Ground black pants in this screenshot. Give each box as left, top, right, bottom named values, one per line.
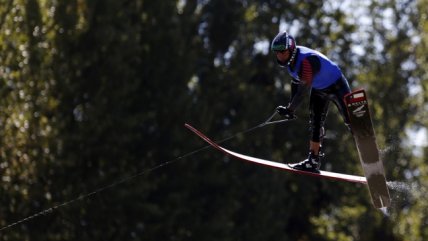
left=309, top=75, right=351, bottom=142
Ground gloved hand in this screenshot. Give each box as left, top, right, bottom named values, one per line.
left=276, top=105, right=295, bottom=120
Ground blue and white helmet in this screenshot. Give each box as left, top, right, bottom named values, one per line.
left=271, top=31, right=297, bottom=66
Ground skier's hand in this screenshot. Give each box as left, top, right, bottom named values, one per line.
left=276, top=105, right=295, bottom=120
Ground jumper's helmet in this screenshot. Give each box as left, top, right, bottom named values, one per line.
left=271, top=31, right=297, bottom=66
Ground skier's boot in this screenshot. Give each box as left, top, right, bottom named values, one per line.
left=288, top=151, right=322, bottom=173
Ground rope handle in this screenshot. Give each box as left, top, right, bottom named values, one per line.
left=260, top=109, right=297, bottom=127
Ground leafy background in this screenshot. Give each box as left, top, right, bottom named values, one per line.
left=0, top=0, right=427, bottom=240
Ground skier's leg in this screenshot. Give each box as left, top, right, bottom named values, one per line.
left=287, top=90, right=329, bottom=173
left=309, top=90, right=329, bottom=155
left=330, top=75, right=352, bottom=132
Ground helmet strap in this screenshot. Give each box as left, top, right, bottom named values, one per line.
left=287, top=47, right=297, bottom=66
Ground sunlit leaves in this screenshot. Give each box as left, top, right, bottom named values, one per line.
left=0, top=0, right=426, bottom=240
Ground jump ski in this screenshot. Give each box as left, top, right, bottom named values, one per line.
left=345, top=89, right=391, bottom=208
left=185, top=123, right=367, bottom=185
left=185, top=89, right=390, bottom=208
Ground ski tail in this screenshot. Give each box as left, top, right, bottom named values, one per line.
left=345, top=89, right=391, bottom=208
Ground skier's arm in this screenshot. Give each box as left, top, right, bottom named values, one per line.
left=287, top=56, right=320, bottom=111
left=288, top=80, right=309, bottom=111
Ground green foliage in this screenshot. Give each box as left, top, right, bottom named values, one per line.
left=0, top=0, right=426, bottom=240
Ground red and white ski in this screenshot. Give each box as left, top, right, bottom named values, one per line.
left=345, top=89, right=391, bottom=208
left=185, top=123, right=367, bottom=185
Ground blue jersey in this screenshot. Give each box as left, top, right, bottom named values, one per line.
left=287, top=46, right=342, bottom=89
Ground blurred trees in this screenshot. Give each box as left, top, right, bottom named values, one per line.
left=0, top=0, right=426, bottom=240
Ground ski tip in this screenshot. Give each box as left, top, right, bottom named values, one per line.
left=184, top=123, right=195, bottom=131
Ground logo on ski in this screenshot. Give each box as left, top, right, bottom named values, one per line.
left=352, top=105, right=366, bottom=117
